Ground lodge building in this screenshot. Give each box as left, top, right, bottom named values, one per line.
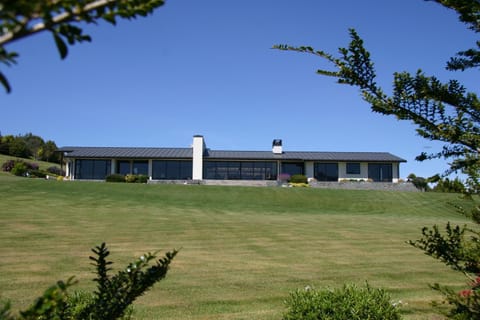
left=59, top=135, right=406, bottom=183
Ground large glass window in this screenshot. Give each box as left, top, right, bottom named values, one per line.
left=281, top=162, right=304, bottom=176
left=368, top=163, right=392, bottom=182
left=133, top=160, right=148, bottom=175
left=117, top=160, right=131, bottom=175
left=346, top=162, right=361, bottom=174
left=203, top=161, right=277, bottom=180
left=152, top=160, right=192, bottom=180
left=314, top=163, right=338, bottom=181
left=75, top=159, right=111, bottom=180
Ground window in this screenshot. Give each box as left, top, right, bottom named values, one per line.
left=314, top=163, right=338, bottom=181
left=133, top=160, right=148, bottom=175
left=368, top=163, right=392, bottom=182
left=117, top=160, right=131, bottom=175
left=75, top=159, right=111, bottom=180
left=203, top=161, right=277, bottom=180
left=152, top=160, right=192, bottom=180
left=346, top=163, right=361, bottom=174
left=281, top=162, right=304, bottom=176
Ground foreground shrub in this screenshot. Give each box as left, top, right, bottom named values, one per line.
left=106, top=174, right=126, bottom=183
left=0, top=243, right=178, bottom=320
left=283, top=283, right=401, bottom=320
left=66, top=291, right=133, bottom=320
left=289, top=174, right=308, bottom=184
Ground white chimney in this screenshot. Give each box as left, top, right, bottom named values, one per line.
left=192, top=135, right=206, bottom=180
left=272, top=139, right=282, bottom=154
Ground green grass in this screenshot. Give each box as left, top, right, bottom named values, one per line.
left=0, top=173, right=475, bottom=319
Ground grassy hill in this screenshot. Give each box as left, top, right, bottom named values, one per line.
left=0, top=174, right=475, bottom=319
left=0, top=153, right=62, bottom=172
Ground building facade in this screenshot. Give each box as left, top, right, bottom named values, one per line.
left=59, top=135, right=406, bottom=182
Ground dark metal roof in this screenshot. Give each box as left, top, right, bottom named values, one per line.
left=206, top=150, right=406, bottom=162
left=58, top=147, right=192, bottom=159
left=59, top=146, right=406, bottom=162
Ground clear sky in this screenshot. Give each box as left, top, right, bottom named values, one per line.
left=1, top=0, right=477, bottom=179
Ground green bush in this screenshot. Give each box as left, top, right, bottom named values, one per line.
left=106, top=174, right=126, bottom=183
left=29, top=169, right=47, bottom=178
left=283, top=283, right=402, bottom=320
left=125, top=174, right=137, bottom=183
left=137, top=174, right=149, bottom=183
left=289, top=174, right=308, bottom=184
left=11, top=162, right=27, bottom=176
left=66, top=291, right=133, bottom=320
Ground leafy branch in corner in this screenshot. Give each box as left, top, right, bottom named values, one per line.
left=0, top=0, right=166, bottom=93
left=274, top=27, right=480, bottom=181
left=0, top=242, right=178, bottom=320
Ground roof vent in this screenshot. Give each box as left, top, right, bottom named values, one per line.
left=272, top=139, right=282, bottom=154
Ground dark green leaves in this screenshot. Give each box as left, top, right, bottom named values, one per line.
left=0, top=0, right=166, bottom=93
left=0, top=242, right=177, bottom=319
left=53, top=33, right=68, bottom=59
left=79, top=243, right=178, bottom=320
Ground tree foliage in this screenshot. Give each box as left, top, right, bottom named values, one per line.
left=0, top=132, right=61, bottom=163
left=273, top=0, right=479, bottom=183
left=274, top=0, right=480, bottom=318
left=0, top=0, right=166, bottom=93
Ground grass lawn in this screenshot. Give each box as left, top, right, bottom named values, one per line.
left=0, top=173, right=475, bottom=319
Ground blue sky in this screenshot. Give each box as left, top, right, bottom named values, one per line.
left=1, top=0, right=477, bottom=179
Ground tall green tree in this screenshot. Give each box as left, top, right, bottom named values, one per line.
left=274, top=0, right=480, bottom=318
left=21, top=133, right=44, bottom=160
left=274, top=0, right=479, bottom=190
left=0, top=0, right=166, bottom=93
left=39, top=140, right=61, bottom=163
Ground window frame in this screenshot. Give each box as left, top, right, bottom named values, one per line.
left=346, top=162, right=361, bottom=175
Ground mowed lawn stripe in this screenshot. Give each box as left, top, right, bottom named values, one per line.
left=0, top=174, right=472, bottom=319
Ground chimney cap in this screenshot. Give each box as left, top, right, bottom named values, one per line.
left=272, top=139, right=282, bottom=146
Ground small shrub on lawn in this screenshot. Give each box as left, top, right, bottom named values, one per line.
left=28, top=170, right=47, bottom=178
left=290, top=174, right=308, bottom=184
left=47, top=166, right=65, bottom=176
left=2, top=159, right=16, bottom=172
left=125, top=174, right=137, bottom=183
left=283, top=283, right=402, bottom=320
left=137, top=175, right=149, bottom=183
left=106, top=174, right=126, bottom=183
left=290, top=182, right=309, bottom=188
left=278, top=173, right=291, bottom=183
left=2, top=160, right=40, bottom=177
left=11, top=162, right=27, bottom=176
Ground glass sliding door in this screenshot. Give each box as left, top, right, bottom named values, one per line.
left=281, top=162, right=304, bottom=176
left=368, top=163, right=392, bottom=182
left=314, top=163, right=338, bottom=181
left=75, top=159, right=111, bottom=180
left=152, top=160, right=192, bottom=180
